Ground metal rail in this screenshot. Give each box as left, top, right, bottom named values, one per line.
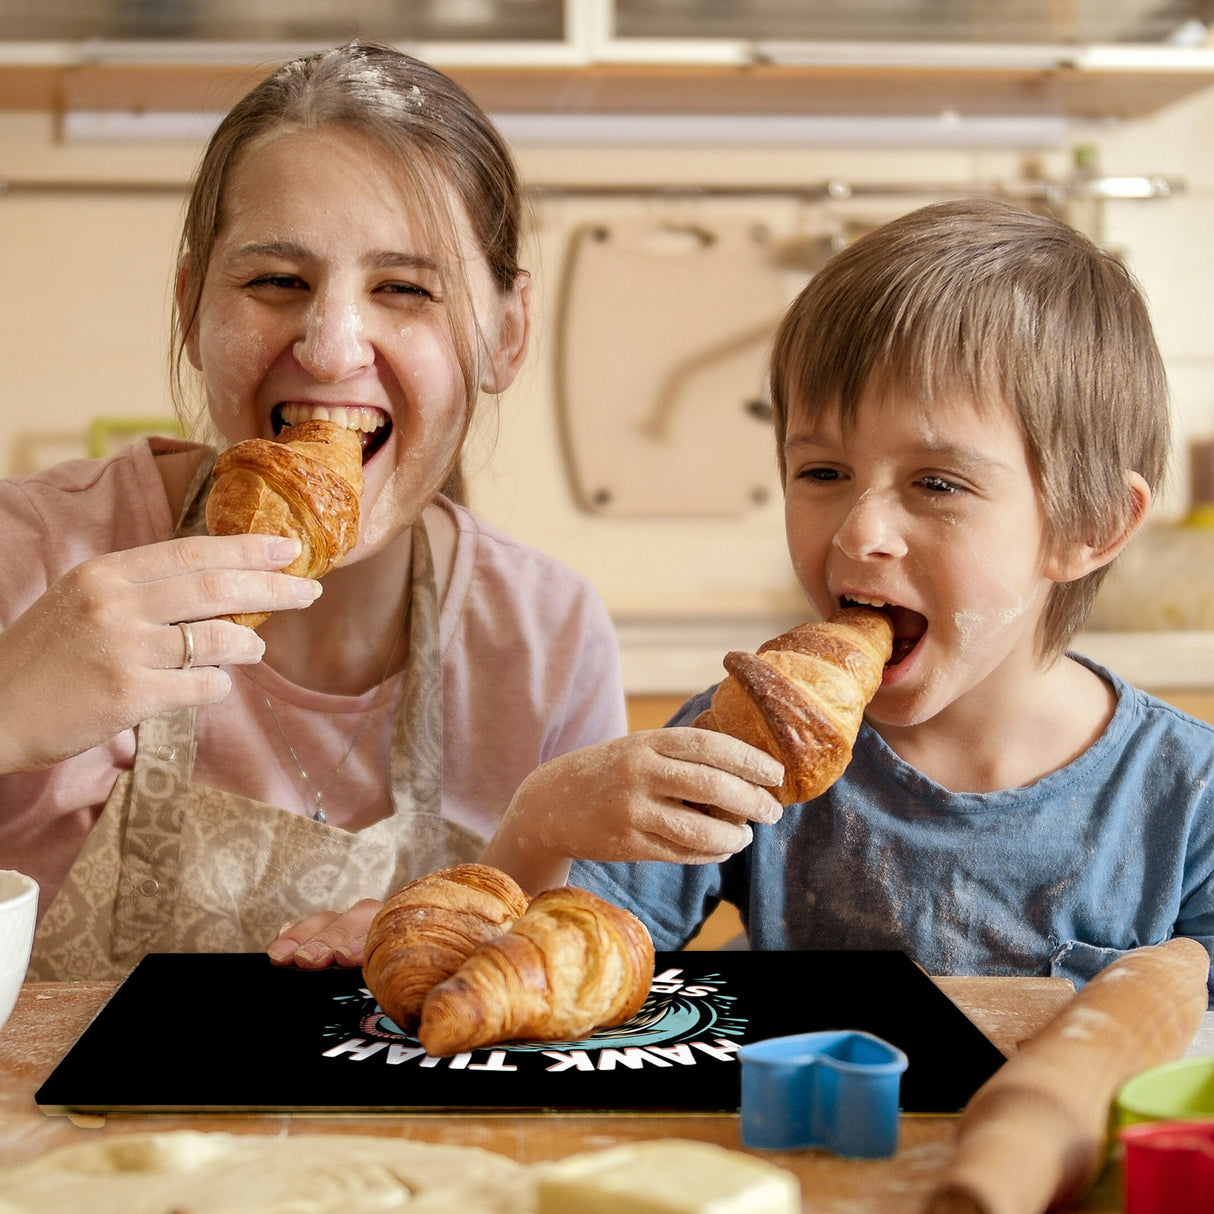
left=0, top=174, right=1180, bottom=200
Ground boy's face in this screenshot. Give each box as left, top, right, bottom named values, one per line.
left=783, top=383, right=1068, bottom=729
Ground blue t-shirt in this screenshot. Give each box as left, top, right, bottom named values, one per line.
left=574, top=656, right=1214, bottom=998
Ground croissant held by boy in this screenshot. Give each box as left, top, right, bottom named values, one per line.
left=693, top=605, right=893, bottom=804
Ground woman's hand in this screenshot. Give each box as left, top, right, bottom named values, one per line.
left=0, top=533, right=321, bottom=774
left=481, top=728, right=785, bottom=893
left=267, top=898, right=382, bottom=969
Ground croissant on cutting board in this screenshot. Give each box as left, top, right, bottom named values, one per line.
left=694, top=605, right=893, bottom=805
left=416, top=884, right=655, bottom=1057
left=205, top=418, right=364, bottom=628
left=363, top=864, right=530, bottom=1033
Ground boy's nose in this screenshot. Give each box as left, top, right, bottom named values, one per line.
left=292, top=295, right=374, bottom=380
left=833, top=490, right=908, bottom=560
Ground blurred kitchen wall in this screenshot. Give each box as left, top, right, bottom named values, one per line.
left=0, top=45, right=1210, bottom=686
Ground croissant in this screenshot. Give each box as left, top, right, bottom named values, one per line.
left=416, top=885, right=655, bottom=1057
left=205, top=419, right=364, bottom=627
left=694, top=605, right=893, bottom=805
left=363, top=864, right=529, bottom=1033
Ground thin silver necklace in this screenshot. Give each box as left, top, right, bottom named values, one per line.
left=259, top=603, right=409, bottom=825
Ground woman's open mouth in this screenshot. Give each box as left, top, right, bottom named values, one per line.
left=273, top=403, right=392, bottom=463
left=841, top=595, right=927, bottom=665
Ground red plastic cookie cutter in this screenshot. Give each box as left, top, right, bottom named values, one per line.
left=1119, top=1121, right=1214, bottom=1214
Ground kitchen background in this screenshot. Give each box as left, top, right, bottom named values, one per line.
left=4, top=0, right=1214, bottom=723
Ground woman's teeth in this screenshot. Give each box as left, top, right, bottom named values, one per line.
left=278, top=402, right=386, bottom=435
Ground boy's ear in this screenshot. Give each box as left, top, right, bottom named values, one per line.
left=1045, top=470, right=1152, bottom=583
left=480, top=272, right=531, bottom=394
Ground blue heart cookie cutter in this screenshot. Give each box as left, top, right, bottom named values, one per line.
left=738, top=1029, right=908, bottom=1158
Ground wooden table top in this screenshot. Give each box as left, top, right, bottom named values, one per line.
left=0, top=972, right=1130, bottom=1213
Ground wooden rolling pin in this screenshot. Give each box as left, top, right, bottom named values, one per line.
left=924, top=937, right=1211, bottom=1214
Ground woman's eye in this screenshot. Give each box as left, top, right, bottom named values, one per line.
left=918, top=474, right=963, bottom=494
left=247, top=273, right=305, bottom=290
left=380, top=280, right=437, bottom=301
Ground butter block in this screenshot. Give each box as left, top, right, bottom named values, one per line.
left=535, top=1139, right=800, bottom=1214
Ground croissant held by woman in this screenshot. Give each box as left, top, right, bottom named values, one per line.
left=206, top=419, right=365, bottom=628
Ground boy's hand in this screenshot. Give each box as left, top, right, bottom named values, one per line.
left=483, top=728, right=784, bottom=892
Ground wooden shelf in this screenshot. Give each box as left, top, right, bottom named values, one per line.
left=451, top=61, right=1214, bottom=122
left=0, top=58, right=1213, bottom=121
left=0, top=62, right=269, bottom=112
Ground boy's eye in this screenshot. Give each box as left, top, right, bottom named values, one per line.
left=797, top=466, right=842, bottom=483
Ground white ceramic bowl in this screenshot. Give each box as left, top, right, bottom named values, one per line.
left=0, top=870, right=38, bottom=1037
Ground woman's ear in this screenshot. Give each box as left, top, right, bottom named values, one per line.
left=176, top=260, right=203, bottom=371
left=479, top=272, right=531, bottom=394
left=1045, top=470, right=1152, bottom=583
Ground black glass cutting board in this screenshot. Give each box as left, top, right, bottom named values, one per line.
left=36, top=950, right=1005, bottom=1115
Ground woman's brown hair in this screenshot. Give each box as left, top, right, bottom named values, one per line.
left=171, top=40, right=526, bottom=502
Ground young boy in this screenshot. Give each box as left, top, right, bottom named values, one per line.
left=484, top=196, right=1214, bottom=996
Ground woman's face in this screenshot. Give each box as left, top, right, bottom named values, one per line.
left=184, top=124, right=526, bottom=558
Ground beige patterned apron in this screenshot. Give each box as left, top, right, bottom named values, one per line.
left=30, top=456, right=479, bottom=981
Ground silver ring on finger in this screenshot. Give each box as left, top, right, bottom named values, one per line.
left=178, top=621, right=196, bottom=671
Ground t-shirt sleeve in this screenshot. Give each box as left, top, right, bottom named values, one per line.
left=1177, top=830, right=1214, bottom=1006
left=572, top=857, right=725, bottom=951
left=1137, top=697, right=1214, bottom=1005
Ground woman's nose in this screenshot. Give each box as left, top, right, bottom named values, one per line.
left=292, top=294, right=373, bottom=380
left=833, top=489, right=908, bottom=560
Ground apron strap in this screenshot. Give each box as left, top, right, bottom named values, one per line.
left=110, top=708, right=196, bottom=955
left=390, top=519, right=442, bottom=812
left=176, top=448, right=217, bottom=536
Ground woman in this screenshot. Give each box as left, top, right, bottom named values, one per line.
left=2, top=41, right=625, bottom=980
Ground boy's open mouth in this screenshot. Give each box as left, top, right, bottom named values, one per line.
left=841, top=595, right=926, bottom=665
left=273, top=403, right=392, bottom=464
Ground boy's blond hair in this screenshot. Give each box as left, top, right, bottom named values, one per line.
left=770, top=195, right=1170, bottom=659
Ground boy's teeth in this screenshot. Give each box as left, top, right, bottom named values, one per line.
left=845, top=595, right=890, bottom=608
left=279, top=403, right=385, bottom=432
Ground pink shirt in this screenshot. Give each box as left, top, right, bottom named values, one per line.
left=0, top=439, right=626, bottom=913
